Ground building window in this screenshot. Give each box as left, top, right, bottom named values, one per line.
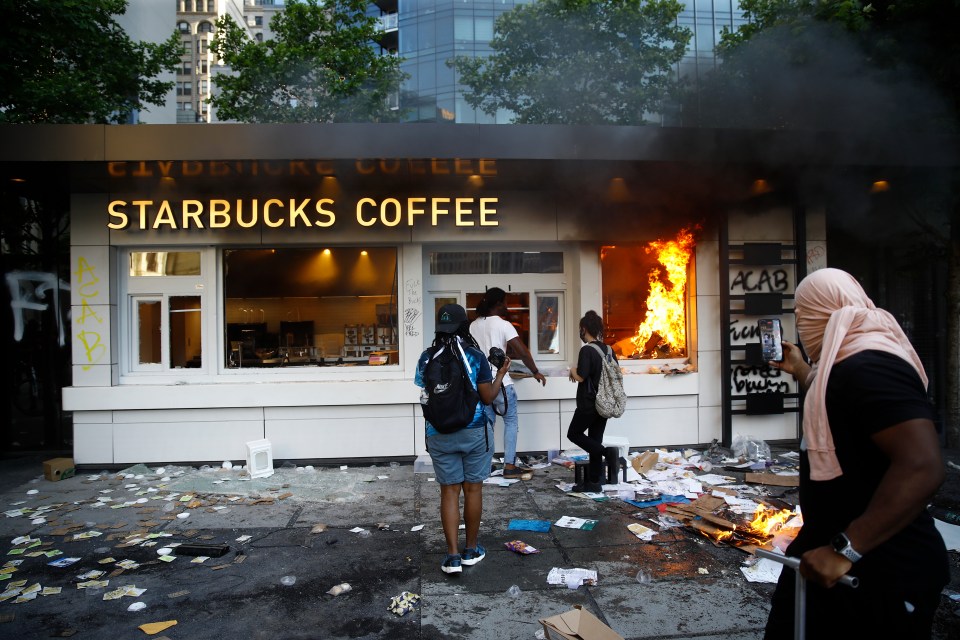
left=223, top=248, right=399, bottom=368
left=600, top=228, right=696, bottom=360
left=126, top=252, right=205, bottom=373
left=198, top=21, right=214, bottom=33
left=197, top=39, right=208, bottom=54
left=177, top=21, right=190, bottom=33
left=177, top=81, right=193, bottom=96
left=199, top=60, right=208, bottom=74
left=255, top=15, right=263, bottom=26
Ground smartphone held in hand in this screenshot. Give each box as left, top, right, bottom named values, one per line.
left=759, top=318, right=783, bottom=362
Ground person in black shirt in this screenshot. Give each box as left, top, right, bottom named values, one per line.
left=566, top=310, right=614, bottom=493
left=765, top=268, right=948, bottom=638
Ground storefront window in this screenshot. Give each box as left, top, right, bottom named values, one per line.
left=130, top=251, right=201, bottom=276
left=600, top=229, right=696, bottom=360
left=136, top=300, right=162, bottom=366
left=223, top=248, right=399, bottom=368
left=170, top=296, right=202, bottom=368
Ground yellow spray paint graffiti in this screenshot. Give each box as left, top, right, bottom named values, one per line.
left=73, top=256, right=105, bottom=370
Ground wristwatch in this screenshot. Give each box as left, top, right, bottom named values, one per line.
left=830, top=532, right=862, bottom=563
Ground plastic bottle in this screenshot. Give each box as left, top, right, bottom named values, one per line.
left=280, top=575, right=297, bottom=586
left=635, top=569, right=653, bottom=584
left=506, top=585, right=522, bottom=598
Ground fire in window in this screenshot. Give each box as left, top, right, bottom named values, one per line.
left=602, top=226, right=698, bottom=359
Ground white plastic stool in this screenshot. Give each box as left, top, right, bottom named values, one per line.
left=246, top=439, right=274, bottom=479
left=602, top=436, right=630, bottom=461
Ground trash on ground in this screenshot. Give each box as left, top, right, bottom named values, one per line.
left=539, top=604, right=624, bottom=640
left=626, top=523, right=656, bottom=541
left=280, top=575, right=296, bottom=586
left=127, top=601, right=146, bottom=611
left=327, top=582, right=352, bottom=596
left=507, top=519, right=551, bottom=532
left=410, top=524, right=424, bottom=532
left=506, top=585, right=521, bottom=598
left=554, top=516, right=598, bottom=530
left=504, top=540, right=539, bottom=554
left=311, top=524, right=328, bottom=533
left=138, top=620, right=177, bottom=635
left=547, top=568, right=597, bottom=588
left=387, top=591, right=420, bottom=616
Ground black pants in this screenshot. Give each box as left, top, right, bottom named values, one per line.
left=566, top=406, right=607, bottom=483
left=764, top=562, right=943, bottom=639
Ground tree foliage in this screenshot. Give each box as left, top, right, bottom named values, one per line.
left=453, top=0, right=690, bottom=125
left=211, top=0, right=404, bottom=123
left=0, top=0, right=181, bottom=124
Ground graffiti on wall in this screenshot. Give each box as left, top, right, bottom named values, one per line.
left=403, top=278, right=421, bottom=337
left=6, top=270, right=71, bottom=346
left=73, top=257, right=106, bottom=370
left=728, top=268, right=793, bottom=396
left=729, top=269, right=790, bottom=293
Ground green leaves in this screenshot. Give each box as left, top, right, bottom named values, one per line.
left=453, top=0, right=690, bottom=125
left=0, top=0, right=180, bottom=124
left=210, top=0, right=405, bottom=123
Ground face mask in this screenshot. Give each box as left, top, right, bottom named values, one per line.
left=579, top=327, right=587, bottom=343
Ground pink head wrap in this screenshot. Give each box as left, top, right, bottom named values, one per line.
left=795, top=268, right=928, bottom=481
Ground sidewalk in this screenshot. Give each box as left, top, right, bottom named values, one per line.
left=1, top=449, right=958, bottom=640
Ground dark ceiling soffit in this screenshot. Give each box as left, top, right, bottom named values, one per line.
left=0, top=124, right=956, bottom=168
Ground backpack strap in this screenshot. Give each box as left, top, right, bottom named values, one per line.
left=586, top=341, right=609, bottom=360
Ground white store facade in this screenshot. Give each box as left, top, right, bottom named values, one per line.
left=3, top=123, right=845, bottom=465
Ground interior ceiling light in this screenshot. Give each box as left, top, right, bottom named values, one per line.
left=871, top=180, right=890, bottom=193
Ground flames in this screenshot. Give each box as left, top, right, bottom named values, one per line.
left=746, top=505, right=794, bottom=538
left=631, top=226, right=698, bottom=358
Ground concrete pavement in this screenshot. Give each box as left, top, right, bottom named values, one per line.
left=0, top=449, right=957, bottom=640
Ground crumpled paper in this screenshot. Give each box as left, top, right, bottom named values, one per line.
left=387, top=591, right=420, bottom=616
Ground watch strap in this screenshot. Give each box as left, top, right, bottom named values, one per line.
left=832, top=532, right=862, bottom=562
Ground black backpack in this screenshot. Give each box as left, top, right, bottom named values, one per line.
left=419, top=341, right=481, bottom=434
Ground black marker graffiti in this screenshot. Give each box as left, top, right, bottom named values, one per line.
left=731, top=365, right=790, bottom=394
left=729, top=319, right=761, bottom=342
left=730, top=269, right=789, bottom=293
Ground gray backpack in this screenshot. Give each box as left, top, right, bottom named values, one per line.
left=587, top=342, right=627, bottom=418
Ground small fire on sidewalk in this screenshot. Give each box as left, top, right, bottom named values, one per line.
left=668, top=499, right=799, bottom=549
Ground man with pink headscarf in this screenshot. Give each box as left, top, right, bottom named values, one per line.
left=765, top=268, right=948, bottom=638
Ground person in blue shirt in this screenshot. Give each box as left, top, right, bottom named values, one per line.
left=416, top=304, right=510, bottom=575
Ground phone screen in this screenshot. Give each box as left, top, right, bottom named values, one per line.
left=759, top=318, right=783, bottom=362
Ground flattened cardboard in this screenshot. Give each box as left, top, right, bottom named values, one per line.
left=43, top=458, right=75, bottom=482
left=539, top=605, right=624, bottom=640
left=745, top=472, right=800, bottom=487
left=630, top=451, right=658, bottom=476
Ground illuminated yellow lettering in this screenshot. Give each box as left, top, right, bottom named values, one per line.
left=314, top=200, right=335, bottom=227
left=356, top=198, right=377, bottom=226
left=455, top=159, right=474, bottom=174
left=431, top=198, right=450, bottom=225
left=132, top=201, right=152, bottom=230
left=107, top=162, right=127, bottom=177
left=182, top=161, right=203, bottom=177
left=210, top=161, right=230, bottom=176
left=236, top=199, right=258, bottom=228
left=479, top=198, right=498, bottom=226
left=314, top=160, right=335, bottom=175
left=409, top=159, right=427, bottom=174
left=431, top=159, right=450, bottom=174
left=289, top=161, right=309, bottom=176
left=107, top=201, right=128, bottom=229
left=355, top=160, right=376, bottom=175
left=380, top=160, right=400, bottom=174
left=182, top=200, right=204, bottom=229
left=131, top=162, right=153, bottom=177
left=157, top=161, right=174, bottom=177
left=210, top=200, right=231, bottom=228
left=479, top=159, right=497, bottom=175
left=289, top=199, right=311, bottom=227
left=263, top=199, right=284, bottom=228
left=153, top=201, right=177, bottom=229
left=381, top=199, right=402, bottom=227
left=263, top=161, right=283, bottom=176
left=455, top=198, right=474, bottom=226
left=407, top=198, right=426, bottom=226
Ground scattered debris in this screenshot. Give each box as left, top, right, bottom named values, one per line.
left=387, top=591, right=420, bottom=616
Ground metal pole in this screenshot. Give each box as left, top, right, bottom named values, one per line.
left=754, top=549, right=859, bottom=640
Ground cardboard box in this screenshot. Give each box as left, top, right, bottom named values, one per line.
left=631, top=450, right=659, bottom=476
left=43, top=458, right=75, bottom=482
left=539, top=605, right=624, bottom=640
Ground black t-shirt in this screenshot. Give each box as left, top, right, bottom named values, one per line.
left=575, top=341, right=615, bottom=410
left=789, top=350, right=948, bottom=588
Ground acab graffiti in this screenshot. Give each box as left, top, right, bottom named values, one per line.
left=73, top=257, right=106, bottom=369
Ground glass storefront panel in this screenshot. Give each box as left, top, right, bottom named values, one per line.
left=429, top=251, right=563, bottom=275
left=130, top=251, right=201, bottom=276
left=223, top=247, right=398, bottom=368
left=137, top=300, right=162, bottom=365
left=170, top=296, right=202, bottom=369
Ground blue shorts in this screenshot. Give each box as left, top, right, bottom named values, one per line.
left=427, top=425, right=493, bottom=485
